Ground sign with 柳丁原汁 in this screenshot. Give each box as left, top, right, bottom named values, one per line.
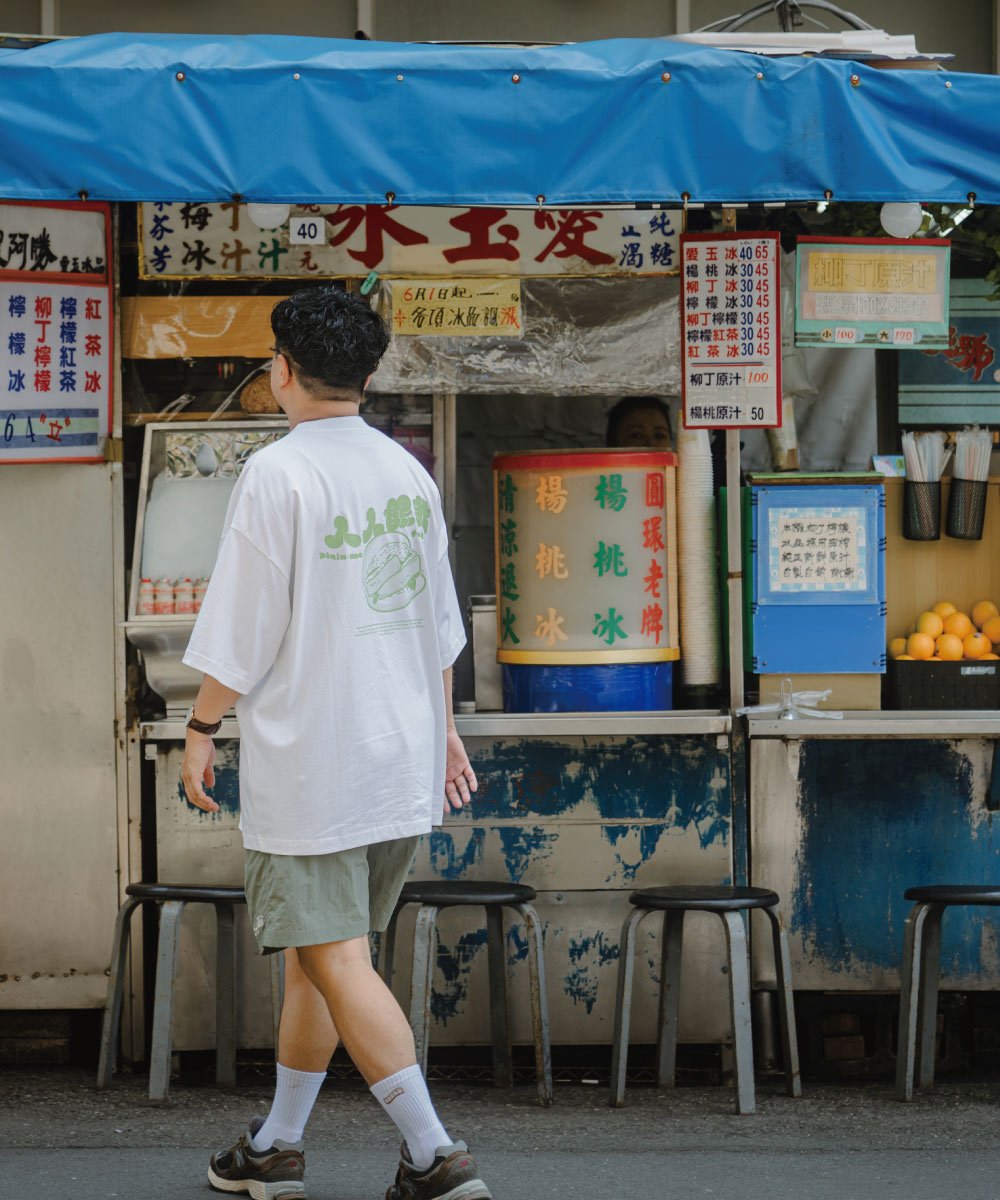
left=139, top=202, right=681, bottom=279
left=795, top=236, right=950, bottom=350
left=0, top=202, right=113, bottom=464
left=681, top=231, right=782, bottom=430
left=390, top=280, right=522, bottom=337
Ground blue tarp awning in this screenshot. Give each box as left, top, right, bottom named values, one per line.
left=1, top=32, right=999, bottom=205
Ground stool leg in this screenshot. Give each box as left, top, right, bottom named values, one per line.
left=380, top=908, right=400, bottom=987
left=97, top=897, right=142, bottom=1089
left=516, top=903, right=553, bottom=1107
left=656, top=910, right=684, bottom=1089
left=269, top=951, right=285, bottom=1060
left=148, top=900, right=185, bottom=1103
left=764, top=906, right=801, bottom=1098
left=916, top=904, right=945, bottom=1092
left=486, top=906, right=513, bottom=1089
left=895, top=901, right=931, bottom=1102
left=721, top=910, right=755, bottom=1115
left=215, top=903, right=237, bottom=1088
left=408, top=905, right=438, bottom=1075
left=609, top=907, right=646, bottom=1108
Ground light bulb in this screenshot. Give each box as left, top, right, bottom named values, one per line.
left=246, top=203, right=291, bottom=230
left=880, top=202, right=923, bottom=239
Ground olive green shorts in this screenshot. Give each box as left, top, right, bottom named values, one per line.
left=244, top=836, right=419, bottom=955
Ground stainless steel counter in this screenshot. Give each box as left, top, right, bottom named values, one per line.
left=746, top=710, right=1000, bottom=739
left=141, top=708, right=731, bottom=742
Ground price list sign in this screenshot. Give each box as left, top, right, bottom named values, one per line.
left=680, top=231, right=781, bottom=430
left=0, top=202, right=113, bottom=464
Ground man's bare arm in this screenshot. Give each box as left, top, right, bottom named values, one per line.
left=443, top=666, right=477, bottom=812
left=180, top=674, right=243, bottom=813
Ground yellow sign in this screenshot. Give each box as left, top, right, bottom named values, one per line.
left=806, top=252, right=937, bottom=294
left=390, top=279, right=522, bottom=337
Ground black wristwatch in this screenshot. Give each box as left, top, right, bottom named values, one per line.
left=185, top=706, right=222, bottom=736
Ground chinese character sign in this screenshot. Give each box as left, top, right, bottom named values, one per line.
left=0, top=203, right=112, bottom=463
left=767, top=507, right=867, bottom=593
left=0, top=203, right=107, bottom=279
left=390, top=280, right=523, bottom=337
left=681, top=232, right=781, bottom=430
left=494, top=450, right=679, bottom=663
left=140, top=202, right=681, bottom=279
left=795, top=237, right=950, bottom=350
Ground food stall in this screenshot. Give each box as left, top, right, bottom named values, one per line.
left=4, top=30, right=1000, bottom=1075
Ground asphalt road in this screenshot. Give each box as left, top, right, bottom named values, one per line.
left=5, top=1067, right=1000, bottom=1199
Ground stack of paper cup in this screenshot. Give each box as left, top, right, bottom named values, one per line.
left=676, top=426, right=721, bottom=687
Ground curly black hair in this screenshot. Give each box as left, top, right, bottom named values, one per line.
left=270, top=286, right=390, bottom=396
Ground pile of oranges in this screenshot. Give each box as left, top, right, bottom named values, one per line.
left=890, top=601, right=1000, bottom=662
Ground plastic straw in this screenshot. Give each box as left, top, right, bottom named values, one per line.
left=953, top=426, right=992, bottom=482
left=901, top=430, right=948, bottom=481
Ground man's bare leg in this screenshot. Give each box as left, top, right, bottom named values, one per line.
left=251, top=949, right=338, bottom=1150
left=296, top=937, right=451, bottom=1168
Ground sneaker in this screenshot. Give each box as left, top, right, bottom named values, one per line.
left=208, top=1115, right=306, bottom=1199
left=385, top=1141, right=491, bottom=1200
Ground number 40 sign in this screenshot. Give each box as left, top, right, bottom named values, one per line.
left=680, top=231, right=782, bottom=430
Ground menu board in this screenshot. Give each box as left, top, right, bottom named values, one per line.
left=0, top=202, right=113, bottom=464
left=795, top=237, right=950, bottom=350
left=494, top=451, right=679, bottom=664
left=140, top=202, right=682, bottom=280
left=680, top=231, right=781, bottom=430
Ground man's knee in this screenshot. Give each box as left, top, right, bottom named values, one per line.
left=295, top=936, right=372, bottom=984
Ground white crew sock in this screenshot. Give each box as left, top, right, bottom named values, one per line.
left=251, top=1063, right=327, bottom=1149
left=370, top=1064, right=451, bottom=1170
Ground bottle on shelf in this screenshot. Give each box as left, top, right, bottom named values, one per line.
left=175, top=577, right=196, bottom=615
left=137, top=577, right=155, bottom=616
left=153, top=578, right=176, bottom=615
left=193, top=576, right=209, bottom=612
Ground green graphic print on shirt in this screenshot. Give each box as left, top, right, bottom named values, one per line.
left=321, top=494, right=430, bottom=613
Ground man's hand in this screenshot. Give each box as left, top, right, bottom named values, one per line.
left=181, top=731, right=219, bottom=813
left=444, top=727, right=477, bottom=813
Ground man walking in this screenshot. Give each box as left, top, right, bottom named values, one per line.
left=180, top=286, right=489, bottom=1200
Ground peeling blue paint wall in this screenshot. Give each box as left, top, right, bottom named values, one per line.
left=795, top=740, right=1000, bottom=981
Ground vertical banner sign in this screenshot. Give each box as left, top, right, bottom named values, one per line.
left=0, top=201, right=113, bottom=463
left=492, top=450, right=679, bottom=664
left=680, top=231, right=781, bottom=430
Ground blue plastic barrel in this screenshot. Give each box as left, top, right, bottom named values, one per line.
left=502, top=662, right=673, bottom=714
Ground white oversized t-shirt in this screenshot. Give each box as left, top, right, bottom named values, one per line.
left=182, top=416, right=466, bottom=856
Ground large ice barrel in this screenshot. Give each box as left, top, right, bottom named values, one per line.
left=493, top=449, right=679, bottom=712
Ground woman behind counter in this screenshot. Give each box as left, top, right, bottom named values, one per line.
left=606, top=395, right=673, bottom=449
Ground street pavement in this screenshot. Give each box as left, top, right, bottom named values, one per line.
left=4, top=1066, right=1000, bottom=1199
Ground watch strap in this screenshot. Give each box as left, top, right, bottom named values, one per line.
left=186, top=707, right=222, bottom=735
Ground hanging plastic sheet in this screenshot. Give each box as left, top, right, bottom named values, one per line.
left=369, top=277, right=681, bottom=396
left=1, top=34, right=1000, bottom=203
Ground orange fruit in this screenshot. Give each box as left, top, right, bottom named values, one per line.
left=964, top=632, right=992, bottom=659
left=906, top=632, right=935, bottom=660
left=983, top=616, right=1000, bottom=645
left=973, top=600, right=1000, bottom=630
left=983, top=653, right=1000, bottom=660
left=889, top=636, right=908, bottom=659
left=933, top=601, right=958, bottom=619
left=916, top=611, right=944, bottom=639
left=943, top=611, right=973, bottom=640
left=896, top=654, right=915, bottom=660
left=936, top=633, right=964, bottom=660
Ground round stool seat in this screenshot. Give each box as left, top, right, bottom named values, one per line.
left=398, top=880, right=537, bottom=908
left=629, top=885, right=779, bottom=912
left=126, top=883, right=246, bottom=904
left=904, top=885, right=1000, bottom=906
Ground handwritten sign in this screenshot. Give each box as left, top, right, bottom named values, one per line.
left=767, top=507, right=867, bottom=593
left=139, top=202, right=681, bottom=280
left=494, top=450, right=679, bottom=664
left=0, top=202, right=107, bottom=279
left=795, top=237, right=950, bottom=350
left=390, top=279, right=522, bottom=337
left=0, top=203, right=112, bottom=464
left=680, top=232, right=782, bottom=430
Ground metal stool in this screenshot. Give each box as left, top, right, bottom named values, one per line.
left=97, top=883, right=247, bottom=1102
left=380, top=880, right=553, bottom=1106
left=610, top=885, right=801, bottom=1114
left=896, top=885, right=1000, bottom=1101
